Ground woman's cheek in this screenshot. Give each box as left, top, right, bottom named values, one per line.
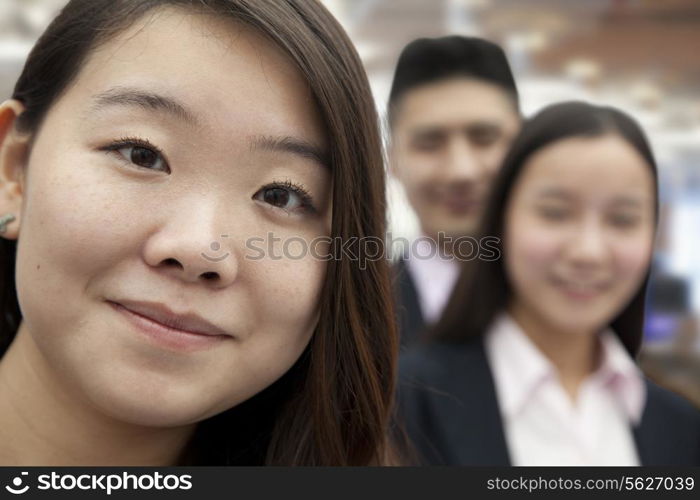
left=506, top=221, right=562, bottom=288
left=613, top=236, right=653, bottom=288
left=251, top=240, right=327, bottom=336
left=30, top=181, right=130, bottom=275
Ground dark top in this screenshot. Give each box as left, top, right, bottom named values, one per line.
left=397, top=337, right=700, bottom=465
left=393, top=258, right=425, bottom=350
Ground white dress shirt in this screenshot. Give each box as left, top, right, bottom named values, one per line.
left=404, top=238, right=460, bottom=325
left=484, top=313, right=647, bottom=466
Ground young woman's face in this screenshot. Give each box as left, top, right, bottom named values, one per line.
left=9, top=8, right=332, bottom=426
left=504, top=134, right=655, bottom=335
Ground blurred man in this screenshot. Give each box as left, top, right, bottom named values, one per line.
left=389, top=36, right=521, bottom=347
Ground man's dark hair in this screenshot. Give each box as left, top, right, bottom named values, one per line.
left=388, top=35, right=519, bottom=125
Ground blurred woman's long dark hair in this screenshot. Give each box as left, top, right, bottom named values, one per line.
left=1, top=0, right=398, bottom=465
left=432, top=101, right=659, bottom=356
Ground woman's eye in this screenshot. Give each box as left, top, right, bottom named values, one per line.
left=609, top=213, right=640, bottom=228
left=264, top=187, right=294, bottom=208
left=537, top=206, right=569, bottom=221
left=117, top=145, right=168, bottom=172
left=101, top=137, right=170, bottom=173
left=254, top=182, right=316, bottom=215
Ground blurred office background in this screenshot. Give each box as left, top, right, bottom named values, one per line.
left=1, top=0, right=698, bottom=404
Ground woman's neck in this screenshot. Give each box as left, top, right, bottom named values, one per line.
left=0, top=322, right=196, bottom=466
left=507, top=300, right=601, bottom=402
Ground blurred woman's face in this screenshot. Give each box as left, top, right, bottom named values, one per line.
left=5, top=8, right=332, bottom=426
left=504, top=134, right=655, bottom=335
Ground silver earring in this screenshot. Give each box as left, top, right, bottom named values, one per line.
left=0, top=214, right=16, bottom=234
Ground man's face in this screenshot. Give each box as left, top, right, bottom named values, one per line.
left=390, top=77, right=520, bottom=239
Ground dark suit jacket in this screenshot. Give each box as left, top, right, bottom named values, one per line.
left=393, top=259, right=425, bottom=349
left=397, top=337, right=700, bottom=465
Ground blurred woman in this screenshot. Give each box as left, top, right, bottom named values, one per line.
left=398, top=101, right=700, bottom=465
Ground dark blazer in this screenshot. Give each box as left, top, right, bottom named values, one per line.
left=393, top=258, right=425, bottom=349
left=397, top=337, right=700, bottom=465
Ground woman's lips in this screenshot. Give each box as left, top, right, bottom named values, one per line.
left=108, top=301, right=230, bottom=352
left=551, top=277, right=608, bottom=301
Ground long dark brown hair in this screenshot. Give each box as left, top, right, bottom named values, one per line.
left=433, top=101, right=659, bottom=356
left=1, top=0, right=397, bottom=465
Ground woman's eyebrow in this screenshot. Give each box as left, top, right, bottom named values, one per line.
left=608, top=196, right=649, bottom=208
left=250, top=135, right=330, bottom=170
left=534, top=187, right=571, bottom=200
left=89, top=86, right=200, bottom=127
left=89, top=87, right=329, bottom=168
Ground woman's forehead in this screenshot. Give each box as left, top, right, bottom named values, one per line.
left=516, top=135, right=654, bottom=197
left=61, top=6, right=326, bottom=151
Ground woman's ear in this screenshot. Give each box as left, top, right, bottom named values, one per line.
left=0, top=99, right=29, bottom=241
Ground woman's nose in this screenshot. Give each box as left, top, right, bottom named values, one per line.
left=566, top=217, right=609, bottom=266
left=141, top=204, right=239, bottom=288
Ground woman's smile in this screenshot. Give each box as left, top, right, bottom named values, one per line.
left=108, top=300, right=233, bottom=353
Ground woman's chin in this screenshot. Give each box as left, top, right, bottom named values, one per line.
left=541, top=310, right=610, bottom=338
left=83, top=383, right=223, bottom=428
